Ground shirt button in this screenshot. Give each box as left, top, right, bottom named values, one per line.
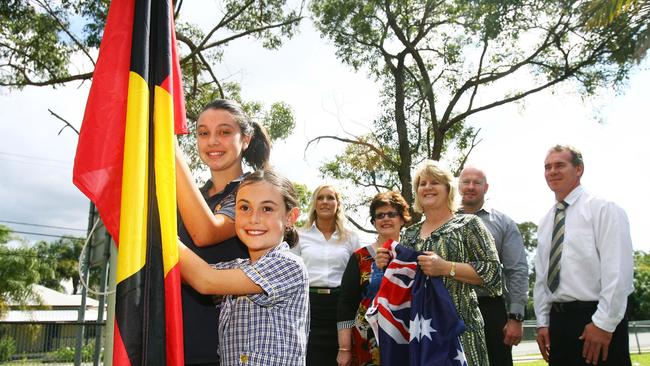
left=240, top=354, right=248, bottom=363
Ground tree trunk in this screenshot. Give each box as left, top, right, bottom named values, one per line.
left=393, top=54, right=415, bottom=218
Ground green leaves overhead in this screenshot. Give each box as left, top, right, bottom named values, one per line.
left=309, top=0, right=646, bottom=216
left=1, top=1, right=303, bottom=179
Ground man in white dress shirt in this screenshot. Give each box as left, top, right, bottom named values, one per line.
left=534, top=145, right=633, bottom=365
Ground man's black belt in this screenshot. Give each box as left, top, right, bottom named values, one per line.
left=551, top=301, right=598, bottom=313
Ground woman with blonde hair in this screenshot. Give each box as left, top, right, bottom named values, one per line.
left=377, top=160, right=502, bottom=366
left=294, top=184, right=360, bottom=366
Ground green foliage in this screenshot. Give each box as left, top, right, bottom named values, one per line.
left=309, top=0, right=646, bottom=218
left=629, top=250, right=650, bottom=320
left=583, top=0, right=638, bottom=27
left=34, top=236, right=90, bottom=294
left=517, top=221, right=538, bottom=320
left=1, top=1, right=303, bottom=90
left=0, top=1, right=74, bottom=88
left=293, top=182, right=312, bottom=227
left=0, top=225, right=10, bottom=243
left=517, top=221, right=539, bottom=253
left=581, top=0, right=650, bottom=62
left=0, top=225, right=43, bottom=316
left=519, top=352, right=650, bottom=365
left=1, top=1, right=302, bottom=175
left=0, top=336, right=16, bottom=363
left=44, top=340, right=96, bottom=363
left=263, top=102, right=296, bottom=141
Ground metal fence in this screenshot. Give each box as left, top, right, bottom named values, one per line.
left=1, top=319, right=649, bottom=365
left=0, top=321, right=104, bottom=365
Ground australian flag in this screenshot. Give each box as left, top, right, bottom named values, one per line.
left=366, top=240, right=468, bottom=366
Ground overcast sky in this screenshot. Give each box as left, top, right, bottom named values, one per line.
left=1, top=3, right=649, bottom=251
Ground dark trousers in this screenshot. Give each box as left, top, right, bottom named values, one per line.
left=549, top=301, right=631, bottom=366
left=307, top=291, right=339, bottom=366
left=478, top=296, right=513, bottom=366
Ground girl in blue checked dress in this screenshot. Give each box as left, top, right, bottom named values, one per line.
left=179, top=169, right=309, bottom=365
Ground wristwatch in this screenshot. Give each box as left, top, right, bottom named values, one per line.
left=449, top=262, right=456, bottom=278
left=508, top=313, right=524, bottom=322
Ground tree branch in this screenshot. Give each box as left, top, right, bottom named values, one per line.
left=179, top=0, right=256, bottom=62
left=346, top=215, right=376, bottom=234
left=48, top=109, right=79, bottom=136
left=176, top=33, right=224, bottom=97
left=453, top=128, right=482, bottom=176
left=305, top=135, right=400, bottom=169
left=34, top=0, right=95, bottom=66
left=200, top=17, right=304, bottom=51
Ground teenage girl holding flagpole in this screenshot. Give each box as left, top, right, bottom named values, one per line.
left=175, top=99, right=272, bottom=365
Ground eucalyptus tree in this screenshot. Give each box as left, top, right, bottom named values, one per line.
left=310, top=0, right=645, bottom=215
left=0, top=0, right=302, bottom=171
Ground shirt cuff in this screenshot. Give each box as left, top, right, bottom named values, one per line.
left=508, top=303, right=526, bottom=317
left=536, top=314, right=549, bottom=328
left=591, top=312, right=620, bottom=333
left=239, top=262, right=275, bottom=306
left=337, top=320, right=354, bottom=330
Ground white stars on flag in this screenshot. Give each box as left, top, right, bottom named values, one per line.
left=453, top=346, right=467, bottom=365
left=409, top=314, right=437, bottom=341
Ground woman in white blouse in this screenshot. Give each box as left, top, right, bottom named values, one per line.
left=294, top=184, right=360, bottom=366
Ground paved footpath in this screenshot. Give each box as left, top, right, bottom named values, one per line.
left=512, top=331, right=650, bottom=363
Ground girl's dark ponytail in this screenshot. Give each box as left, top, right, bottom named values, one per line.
left=201, top=99, right=271, bottom=170
left=243, top=121, right=271, bottom=170
left=284, top=226, right=299, bottom=248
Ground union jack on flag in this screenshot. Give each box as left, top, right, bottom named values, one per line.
left=366, top=240, right=468, bottom=366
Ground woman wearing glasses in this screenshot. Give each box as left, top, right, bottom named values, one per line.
left=336, top=191, right=411, bottom=366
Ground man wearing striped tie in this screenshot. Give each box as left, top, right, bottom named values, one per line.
left=533, top=145, right=634, bottom=366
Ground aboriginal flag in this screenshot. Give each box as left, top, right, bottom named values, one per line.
left=72, top=0, right=187, bottom=365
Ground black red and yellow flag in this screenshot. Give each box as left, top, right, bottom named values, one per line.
left=73, top=0, right=186, bottom=365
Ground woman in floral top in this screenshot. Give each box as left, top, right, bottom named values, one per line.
left=337, top=191, right=412, bottom=366
left=378, top=160, right=502, bottom=366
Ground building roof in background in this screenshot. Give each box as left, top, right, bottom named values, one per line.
left=25, top=285, right=100, bottom=308
left=2, top=285, right=106, bottom=322
left=1, top=309, right=104, bottom=322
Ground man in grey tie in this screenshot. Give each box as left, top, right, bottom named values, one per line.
left=534, top=145, right=634, bottom=365
left=458, top=166, right=528, bottom=366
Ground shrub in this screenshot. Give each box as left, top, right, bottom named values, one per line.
left=44, top=340, right=97, bottom=363
left=0, top=335, right=16, bottom=362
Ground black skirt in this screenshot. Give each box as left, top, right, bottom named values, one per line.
left=307, top=289, right=340, bottom=366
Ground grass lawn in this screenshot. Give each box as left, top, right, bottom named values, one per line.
left=516, top=352, right=650, bottom=365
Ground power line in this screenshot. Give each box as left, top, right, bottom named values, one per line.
left=0, top=151, right=71, bottom=164
left=0, top=219, right=86, bottom=232
left=0, top=157, right=70, bottom=170
left=8, top=230, right=85, bottom=240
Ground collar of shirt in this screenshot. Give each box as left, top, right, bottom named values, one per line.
left=559, top=184, right=583, bottom=208
left=458, top=203, right=493, bottom=217
left=306, top=222, right=342, bottom=241
left=199, top=172, right=248, bottom=199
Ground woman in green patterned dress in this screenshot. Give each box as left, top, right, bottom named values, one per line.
left=378, top=160, right=502, bottom=366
